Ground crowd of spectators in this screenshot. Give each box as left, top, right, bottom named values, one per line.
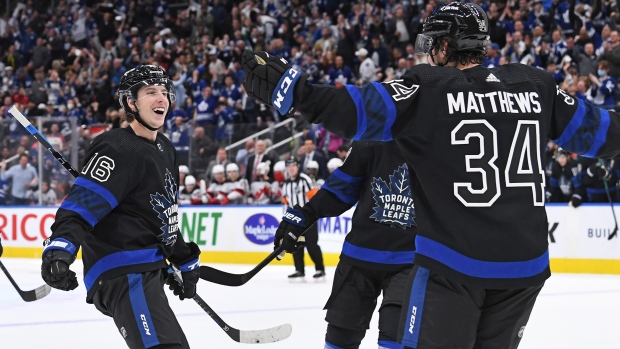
left=2, top=0, right=620, bottom=205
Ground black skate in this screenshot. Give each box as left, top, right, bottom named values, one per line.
left=288, top=271, right=306, bottom=283
left=312, top=270, right=326, bottom=282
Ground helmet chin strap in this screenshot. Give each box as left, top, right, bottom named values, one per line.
left=131, top=102, right=161, bottom=131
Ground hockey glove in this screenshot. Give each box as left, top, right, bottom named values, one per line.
left=570, top=194, right=582, bottom=208
left=274, top=205, right=314, bottom=259
left=587, top=163, right=611, bottom=181
left=241, top=49, right=308, bottom=115
left=166, top=242, right=201, bottom=300
left=41, top=238, right=79, bottom=291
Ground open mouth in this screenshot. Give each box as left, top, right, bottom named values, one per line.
left=152, top=107, right=166, bottom=115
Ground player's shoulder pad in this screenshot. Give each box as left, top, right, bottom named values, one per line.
left=496, top=63, right=555, bottom=86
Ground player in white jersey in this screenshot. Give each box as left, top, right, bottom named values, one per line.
left=249, top=161, right=274, bottom=204
left=305, top=160, right=324, bottom=187
left=206, top=165, right=230, bottom=204
left=270, top=160, right=287, bottom=204
left=178, top=175, right=207, bottom=205
left=224, top=163, right=249, bottom=204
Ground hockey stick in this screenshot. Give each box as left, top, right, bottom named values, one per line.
left=9, top=106, right=292, bottom=343
left=0, top=260, right=52, bottom=302
left=8, top=106, right=80, bottom=178
left=171, top=267, right=292, bottom=343
left=599, top=160, right=619, bottom=240
left=199, top=245, right=285, bottom=286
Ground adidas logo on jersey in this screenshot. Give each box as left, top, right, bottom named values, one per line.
left=486, top=73, right=500, bottom=82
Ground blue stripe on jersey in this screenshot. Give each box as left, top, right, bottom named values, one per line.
left=378, top=340, right=403, bottom=349
left=325, top=341, right=350, bottom=349
left=553, top=99, right=610, bottom=157
left=346, top=85, right=367, bottom=141
left=74, top=177, right=119, bottom=207
left=415, top=236, right=549, bottom=278
left=59, top=201, right=98, bottom=227
left=127, top=273, right=160, bottom=348
left=84, top=249, right=165, bottom=291
left=322, top=169, right=363, bottom=205
left=583, top=108, right=610, bottom=157
left=401, top=267, right=429, bottom=349
left=372, top=82, right=397, bottom=141
left=341, top=241, right=414, bottom=265
left=360, top=84, right=388, bottom=141
left=60, top=178, right=120, bottom=226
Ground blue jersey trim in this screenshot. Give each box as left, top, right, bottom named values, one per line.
left=372, top=82, right=396, bottom=141
left=378, top=340, right=403, bottom=349
left=60, top=201, right=98, bottom=227
left=322, top=183, right=359, bottom=205
left=74, top=177, right=119, bottom=208
left=554, top=99, right=586, bottom=148
left=84, top=249, right=165, bottom=291
left=341, top=241, right=414, bottom=265
left=331, top=168, right=364, bottom=183
left=127, top=274, right=160, bottom=348
left=415, top=235, right=549, bottom=278
left=42, top=238, right=77, bottom=257
left=325, top=341, right=349, bottom=349
left=346, top=85, right=367, bottom=141
left=401, top=267, right=429, bottom=348
left=583, top=108, right=610, bottom=157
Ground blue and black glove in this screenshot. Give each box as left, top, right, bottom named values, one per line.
left=166, top=242, right=201, bottom=300
left=274, top=205, right=316, bottom=259
left=242, top=49, right=308, bottom=116
left=41, top=238, right=79, bottom=291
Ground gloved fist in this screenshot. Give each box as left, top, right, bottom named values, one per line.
left=41, top=238, right=78, bottom=291
left=275, top=205, right=312, bottom=259
left=242, top=49, right=307, bottom=115
left=588, top=164, right=611, bottom=181
left=570, top=194, right=582, bottom=208
left=166, top=242, right=201, bottom=300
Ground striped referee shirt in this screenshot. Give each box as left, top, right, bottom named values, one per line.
left=281, top=172, right=316, bottom=208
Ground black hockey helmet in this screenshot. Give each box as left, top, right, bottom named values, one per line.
left=415, top=2, right=489, bottom=55
left=118, top=65, right=176, bottom=130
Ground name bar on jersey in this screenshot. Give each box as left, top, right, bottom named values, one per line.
left=447, top=91, right=541, bottom=115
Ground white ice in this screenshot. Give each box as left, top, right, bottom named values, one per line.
left=1, top=258, right=619, bottom=349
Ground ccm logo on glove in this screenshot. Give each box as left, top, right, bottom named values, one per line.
left=272, top=68, right=300, bottom=114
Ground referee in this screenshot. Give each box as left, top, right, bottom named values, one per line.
left=281, top=157, right=325, bottom=280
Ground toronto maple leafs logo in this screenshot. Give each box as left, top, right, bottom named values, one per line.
left=370, top=164, right=415, bottom=228
left=150, top=169, right=180, bottom=245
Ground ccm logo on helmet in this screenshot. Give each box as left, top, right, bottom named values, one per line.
left=273, top=69, right=299, bottom=109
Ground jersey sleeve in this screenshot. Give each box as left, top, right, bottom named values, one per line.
left=305, top=142, right=369, bottom=219
left=548, top=80, right=620, bottom=159
left=298, top=71, right=420, bottom=142
left=51, top=139, right=143, bottom=247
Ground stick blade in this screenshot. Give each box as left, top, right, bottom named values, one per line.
left=20, top=284, right=52, bottom=302
left=239, top=323, right=292, bottom=344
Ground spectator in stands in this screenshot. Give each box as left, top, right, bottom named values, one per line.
left=30, top=180, right=58, bottom=206
left=0, top=154, right=38, bottom=205
left=300, top=137, right=328, bottom=180
left=246, top=139, right=275, bottom=183
left=169, top=115, right=191, bottom=166
left=587, top=60, right=618, bottom=110
left=336, top=145, right=350, bottom=162
left=206, top=147, right=232, bottom=183
left=235, top=138, right=255, bottom=177
left=327, top=157, right=344, bottom=175
left=547, top=150, right=576, bottom=203
left=356, top=48, right=377, bottom=85
left=189, top=126, right=217, bottom=180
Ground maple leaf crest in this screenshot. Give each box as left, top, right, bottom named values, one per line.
left=369, top=163, right=415, bottom=228
left=150, top=169, right=179, bottom=246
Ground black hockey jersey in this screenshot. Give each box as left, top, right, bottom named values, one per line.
left=50, top=127, right=193, bottom=301
left=305, top=141, right=415, bottom=271
left=298, top=63, right=620, bottom=289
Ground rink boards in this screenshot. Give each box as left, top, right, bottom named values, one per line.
left=0, top=204, right=619, bottom=274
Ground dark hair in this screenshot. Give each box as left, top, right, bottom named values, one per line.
left=434, top=36, right=487, bottom=66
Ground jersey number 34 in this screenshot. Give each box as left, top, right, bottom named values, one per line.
left=451, top=120, right=545, bottom=207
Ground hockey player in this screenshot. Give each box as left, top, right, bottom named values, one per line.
left=248, top=161, right=274, bottom=204
left=305, top=160, right=324, bottom=187
left=178, top=175, right=207, bottom=205
left=271, top=160, right=286, bottom=204
left=224, top=163, right=249, bottom=204
left=275, top=141, right=415, bottom=349
left=206, top=164, right=230, bottom=204
left=242, top=2, right=620, bottom=347
left=327, top=157, right=344, bottom=175
left=40, top=65, right=200, bottom=349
